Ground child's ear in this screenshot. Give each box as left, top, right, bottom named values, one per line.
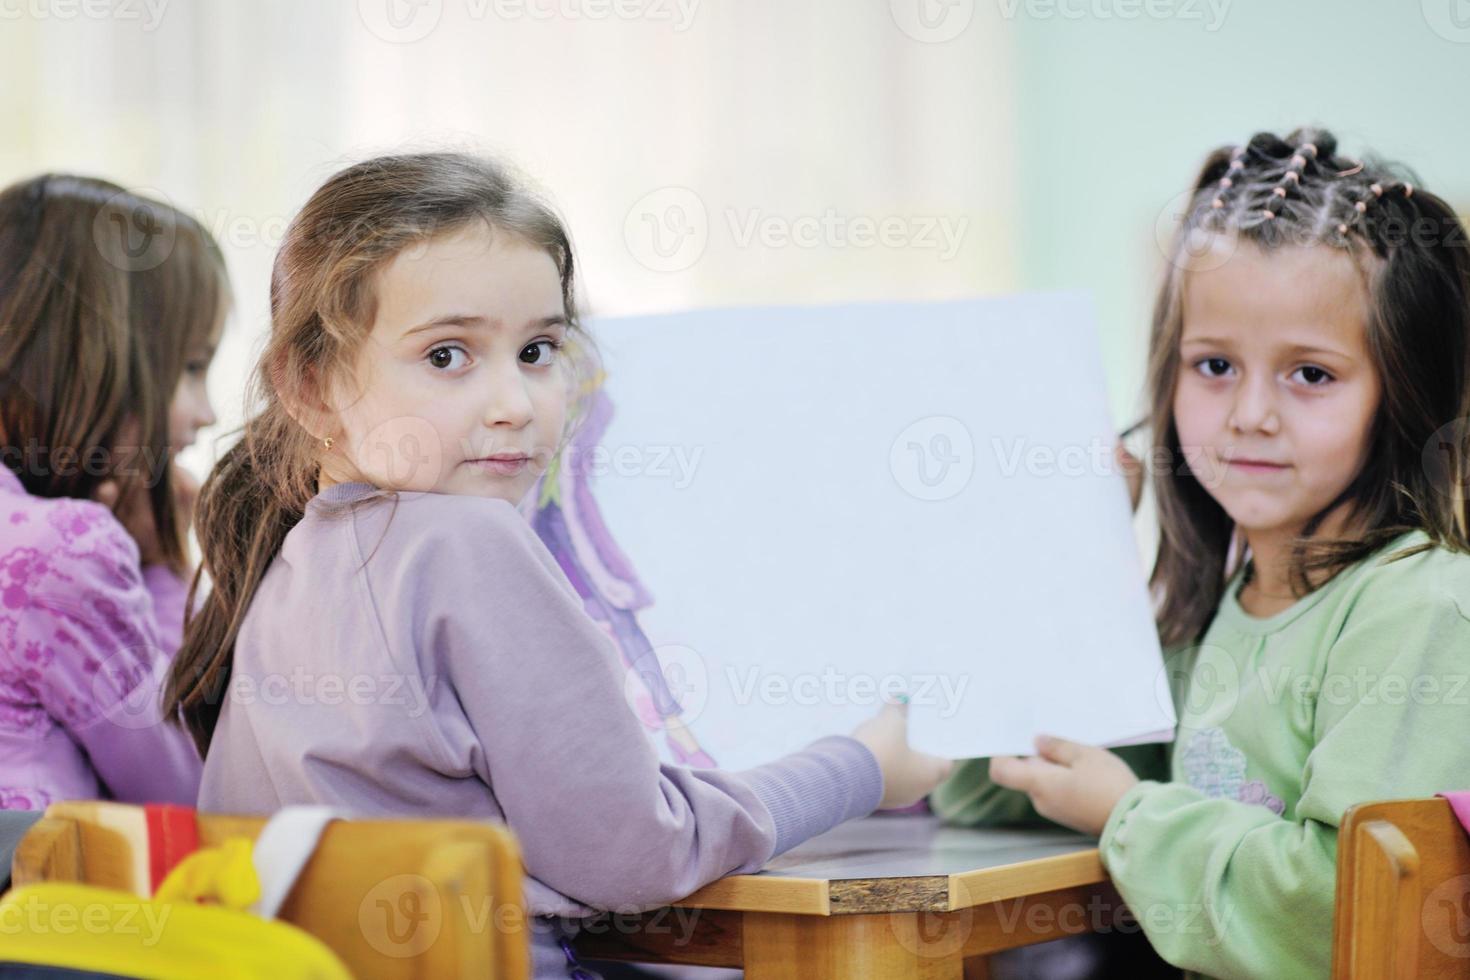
left=269, top=349, right=337, bottom=442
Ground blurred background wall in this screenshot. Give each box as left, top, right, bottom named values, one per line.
left=2, top=0, right=1466, bottom=476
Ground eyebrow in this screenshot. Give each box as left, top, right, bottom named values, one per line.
left=1179, top=336, right=1353, bottom=360
left=401, top=313, right=568, bottom=338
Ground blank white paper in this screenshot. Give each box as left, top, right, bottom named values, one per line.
left=576, top=295, right=1175, bottom=768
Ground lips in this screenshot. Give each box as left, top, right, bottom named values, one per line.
left=468, top=453, right=531, bottom=476
left=1225, top=457, right=1290, bottom=470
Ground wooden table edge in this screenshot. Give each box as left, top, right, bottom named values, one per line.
left=674, top=874, right=831, bottom=914
left=671, top=846, right=1107, bottom=916
left=949, top=848, right=1106, bottom=908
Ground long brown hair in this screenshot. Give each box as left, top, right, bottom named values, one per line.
left=0, top=174, right=229, bottom=573
left=1144, top=128, right=1470, bottom=647
left=164, top=152, right=598, bottom=755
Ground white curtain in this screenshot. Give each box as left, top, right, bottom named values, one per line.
left=1, top=0, right=1020, bottom=476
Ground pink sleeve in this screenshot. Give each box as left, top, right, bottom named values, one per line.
left=3, top=498, right=201, bottom=804
left=140, top=564, right=189, bottom=654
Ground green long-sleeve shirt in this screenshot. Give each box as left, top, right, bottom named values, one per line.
left=933, top=530, right=1470, bottom=979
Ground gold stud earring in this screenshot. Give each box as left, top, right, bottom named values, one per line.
left=323, top=436, right=334, bottom=451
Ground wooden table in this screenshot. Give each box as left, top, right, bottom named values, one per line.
left=577, top=813, right=1130, bottom=979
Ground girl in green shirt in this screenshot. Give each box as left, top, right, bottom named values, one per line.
left=951, top=126, right=1470, bottom=979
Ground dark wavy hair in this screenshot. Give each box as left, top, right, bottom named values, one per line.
left=1142, top=127, right=1470, bottom=647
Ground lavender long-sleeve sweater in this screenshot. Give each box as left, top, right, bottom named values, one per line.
left=0, top=466, right=201, bottom=809
left=199, top=481, right=882, bottom=978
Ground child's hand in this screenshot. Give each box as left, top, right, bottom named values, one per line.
left=850, top=701, right=954, bottom=810
left=989, top=735, right=1139, bottom=837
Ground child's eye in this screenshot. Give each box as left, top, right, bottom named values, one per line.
left=1194, top=357, right=1233, bottom=378
left=185, top=360, right=210, bottom=378
left=1292, top=365, right=1334, bottom=386
left=427, top=345, right=468, bottom=370
left=520, top=340, right=563, bottom=366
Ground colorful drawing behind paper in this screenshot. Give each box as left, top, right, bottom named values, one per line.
left=525, top=380, right=716, bottom=767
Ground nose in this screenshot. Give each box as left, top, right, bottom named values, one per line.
left=483, top=361, right=535, bottom=430
left=197, top=393, right=217, bottom=432
left=1227, top=372, right=1279, bottom=436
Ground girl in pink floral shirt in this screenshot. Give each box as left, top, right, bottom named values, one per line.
left=0, top=175, right=226, bottom=808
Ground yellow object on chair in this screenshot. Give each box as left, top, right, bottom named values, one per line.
left=0, top=875, right=353, bottom=979
left=151, top=835, right=260, bottom=908
left=11, top=801, right=531, bottom=980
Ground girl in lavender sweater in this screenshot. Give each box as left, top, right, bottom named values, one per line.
left=0, top=175, right=225, bottom=809
left=165, top=153, right=952, bottom=979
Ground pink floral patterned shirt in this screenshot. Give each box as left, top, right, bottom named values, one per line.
left=0, top=466, right=201, bottom=809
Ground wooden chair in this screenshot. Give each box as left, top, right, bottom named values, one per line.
left=1332, top=797, right=1470, bottom=979
left=10, top=801, right=530, bottom=980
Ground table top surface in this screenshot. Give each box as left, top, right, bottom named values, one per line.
left=674, top=813, right=1107, bottom=916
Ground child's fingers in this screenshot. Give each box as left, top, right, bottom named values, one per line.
left=929, top=754, right=955, bottom=781
left=989, top=755, right=1041, bottom=792
left=1034, top=734, right=1083, bottom=766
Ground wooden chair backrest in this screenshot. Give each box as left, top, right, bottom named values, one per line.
left=11, top=801, right=530, bottom=980
left=1332, top=797, right=1470, bottom=979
